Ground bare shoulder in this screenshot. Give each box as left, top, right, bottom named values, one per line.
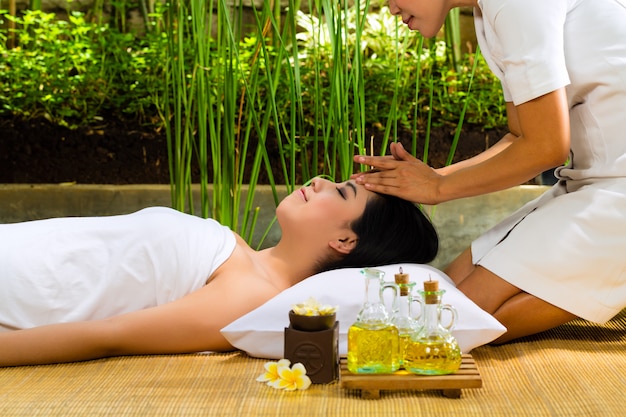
left=203, top=242, right=283, bottom=322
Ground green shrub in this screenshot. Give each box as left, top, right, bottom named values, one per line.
left=0, top=9, right=166, bottom=128
left=0, top=6, right=505, bottom=132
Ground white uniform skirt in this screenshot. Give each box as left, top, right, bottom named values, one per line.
left=472, top=178, right=626, bottom=323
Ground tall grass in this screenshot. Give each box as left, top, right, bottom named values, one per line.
left=161, top=1, right=484, bottom=247
left=164, top=0, right=293, bottom=244
left=0, top=4, right=503, bottom=238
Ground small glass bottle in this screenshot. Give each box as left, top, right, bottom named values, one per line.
left=404, top=278, right=462, bottom=375
left=390, top=267, right=420, bottom=368
left=347, top=268, right=400, bottom=373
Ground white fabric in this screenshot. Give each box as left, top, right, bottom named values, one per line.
left=0, top=207, right=236, bottom=331
left=472, top=180, right=626, bottom=322
left=220, top=264, right=507, bottom=359
left=475, top=0, right=626, bottom=181
left=471, top=0, right=626, bottom=322
left=475, top=0, right=571, bottom=105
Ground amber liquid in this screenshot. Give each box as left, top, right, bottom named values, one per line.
left=403, top=336, right=462, bottom=375
left=347, top=323, right=400, bottom=373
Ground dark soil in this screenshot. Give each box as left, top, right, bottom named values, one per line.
left=0, top=115, right=509, bottom=185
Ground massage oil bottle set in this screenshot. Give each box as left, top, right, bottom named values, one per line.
left=347, top=268, right=462, bottom=375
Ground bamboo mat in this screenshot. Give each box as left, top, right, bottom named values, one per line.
left=1, top=311, right=624, bottom=417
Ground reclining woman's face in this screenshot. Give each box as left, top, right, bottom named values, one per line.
left=276, top=178, right=375, bottom=241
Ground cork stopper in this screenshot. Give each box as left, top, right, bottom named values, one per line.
left=423, top=277, right=439, bottom=292
left=423, top=276, right=439, bottom=304
left=394, top=267, right=410, bottom=296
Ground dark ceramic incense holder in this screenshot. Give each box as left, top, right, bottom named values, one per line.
left=284, top=312, right=339, bottom=384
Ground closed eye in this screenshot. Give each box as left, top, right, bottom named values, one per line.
left=337, top=182, right=357, bottom=200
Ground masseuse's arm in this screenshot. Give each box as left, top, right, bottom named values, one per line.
left=353, top=88, right=570, bottom=204
left=0, top=274, right=277, bottom=367
left=435, top=101, right=522, bottom=176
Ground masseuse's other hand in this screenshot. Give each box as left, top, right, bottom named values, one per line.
left=351, top=142, right=442, bottom=204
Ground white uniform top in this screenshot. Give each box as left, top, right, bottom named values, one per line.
left=472, top=0, right=626, bottom=322
left=0, top=207, right=237, bottom=331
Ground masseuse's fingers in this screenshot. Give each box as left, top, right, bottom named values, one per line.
left=352, top=143, right=442, bottom=204
left=351, top=142, right=418, bottom=173
left=389, top=141, right=413, bottom=161
left=351, top=154, right=396, bottom=173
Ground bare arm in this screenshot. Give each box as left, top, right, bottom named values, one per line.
left=0, top=272, right=278, bottom=367
left=352, top=89, right=570, bottom=204
left=435, top=101, right=521, bottom=176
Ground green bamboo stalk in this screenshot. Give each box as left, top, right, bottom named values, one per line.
left=165, top=0, right=189, bottom=213
left=309, top=0, right=324, bottom=180
left=444, top=8, right=462, bottom=73
left=411, top=35, right=425, bottom=156
left=381, top=18, right=416, bottom=157
left=348, top=0, right=369, bottom=179
left=320, top=0, right=342, bottom=181
left=423, top=77, right=434, bottom=164
left=190, top=0, right=210, bottom=219
left=446, top=45, right=482, bottom=166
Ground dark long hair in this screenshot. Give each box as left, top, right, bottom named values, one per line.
left=320, top=193, right=438, bottom=272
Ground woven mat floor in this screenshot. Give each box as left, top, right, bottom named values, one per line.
left=1, top=310, right=624, bottom=417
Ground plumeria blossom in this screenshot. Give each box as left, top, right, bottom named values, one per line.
left=273, top=363, right=312, bottom=391
left=291, top=297, right=337, bottom=316
left=256, top=359, right=291, bottom=386
left=256, top=360, right=312, bottom=391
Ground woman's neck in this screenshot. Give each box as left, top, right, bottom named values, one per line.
left=252, top=241, right=326, bottom=289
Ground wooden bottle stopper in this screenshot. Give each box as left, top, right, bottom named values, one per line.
left=423, top=278, right=439, bottom=292
left=423, top=276, right=439, bottom=304
left=395, top=267, right=410, bottom=296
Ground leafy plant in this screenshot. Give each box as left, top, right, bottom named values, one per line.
left=0, top=10, right=104, bottom=127
left=0, top=9, right=166, bottom=128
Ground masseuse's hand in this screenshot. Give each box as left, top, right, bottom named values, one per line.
left=351, top=142, right=443, bottom=204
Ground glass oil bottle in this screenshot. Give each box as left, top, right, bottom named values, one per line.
left=390, top=267, right=420, bottom=368
left=347, top=268, right=400, bottom=373
left=404, top=278, right=462, bottom=375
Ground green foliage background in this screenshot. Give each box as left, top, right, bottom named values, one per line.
left=0, top=6, right=505, bottom=131
left=0, top=1, right=507, bottom=245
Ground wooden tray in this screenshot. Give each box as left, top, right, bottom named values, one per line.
left=340, top=354, right=482, bottom=399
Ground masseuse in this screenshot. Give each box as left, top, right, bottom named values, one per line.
left=353, top=0, right=626, bottom=343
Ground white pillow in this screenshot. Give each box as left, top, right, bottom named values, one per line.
left=221, top=264, right=506, bottom=359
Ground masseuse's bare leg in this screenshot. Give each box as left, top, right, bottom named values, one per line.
left=489, top=292, right=577, bottom=343
left=445, top=249, right=577, bottom=343
left=444, top=247, right=474, bottom=286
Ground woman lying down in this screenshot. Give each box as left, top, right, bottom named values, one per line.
left=0, top=178, right=438, bottom=367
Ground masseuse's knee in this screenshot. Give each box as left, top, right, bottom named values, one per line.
left=457, top=266, right=521, bottom=315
